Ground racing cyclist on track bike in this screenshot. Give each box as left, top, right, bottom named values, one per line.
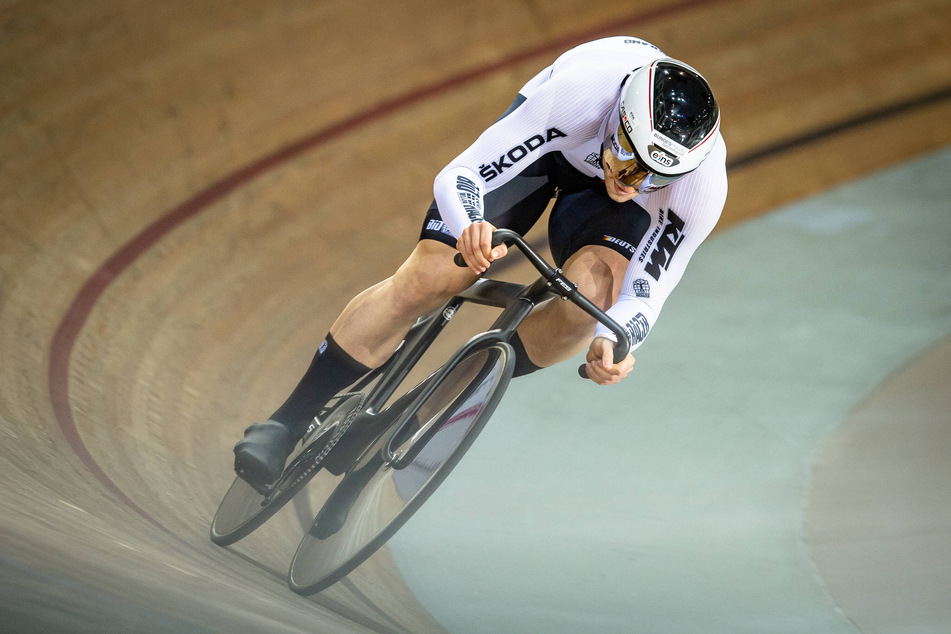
left=234, top=36, right=728, bottom=487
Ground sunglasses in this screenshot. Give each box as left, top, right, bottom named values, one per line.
left=608, top=123, right=688, bottom=190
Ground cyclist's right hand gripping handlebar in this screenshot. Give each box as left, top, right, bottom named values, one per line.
left=570, top=287, right=630, bottom=380
left=452, top=229, right=515, bottom=270
left=452, top=229, right=630, bottom=379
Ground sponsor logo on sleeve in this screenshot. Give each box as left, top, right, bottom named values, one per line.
left=456, top=175, right=483, bottom=222
left=637, top=209, right=664, bottom=263
left=632, top=278, right=650, bottom=298
left=644, top=209, right=685, bottom=281
left=623, top=313, right=651, bottom=345
left=478, top=128, right=567, bottom=182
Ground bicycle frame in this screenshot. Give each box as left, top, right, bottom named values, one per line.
left=334, top=229, right=631, bottom=470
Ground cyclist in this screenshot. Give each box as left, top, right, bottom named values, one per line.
left=234, top=36, right=727, bottom=485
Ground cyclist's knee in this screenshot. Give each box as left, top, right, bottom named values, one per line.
left=549, top=246, right=628, bottom=343
left=562, top=246, right=628, bottom=310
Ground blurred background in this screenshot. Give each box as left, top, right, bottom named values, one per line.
left=2, top=1, right=950, bottom=631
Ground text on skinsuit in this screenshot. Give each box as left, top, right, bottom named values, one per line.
left=426, top=218, right=454, bottom=236
left=456, top=175, right=483, bottom=222
left=637, top=208, right=666, bottom=262
left=623, top=313, right=651, bottom=345
left=603, top=235, right=636, bottom=254
left=623, top=38, right=662, bottom=53
left=478, top=128, right=567, bottom=182
left=644, top=210, right=685, bottom=281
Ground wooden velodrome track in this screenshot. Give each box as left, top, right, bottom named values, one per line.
left=2, top=1, right=950, bottom=631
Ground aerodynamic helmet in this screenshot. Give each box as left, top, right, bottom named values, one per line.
left=610, top=58, right=720, bottom=190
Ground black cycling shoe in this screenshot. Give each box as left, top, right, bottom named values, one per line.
left=233, top=420, right=299, bottom=487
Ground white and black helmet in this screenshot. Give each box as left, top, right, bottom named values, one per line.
left=610, top=58, right=720, bottom=190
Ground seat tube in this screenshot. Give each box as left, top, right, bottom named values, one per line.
left=366, top=295, right=465, bottom=411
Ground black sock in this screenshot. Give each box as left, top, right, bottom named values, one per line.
left=510, top=332, right=544, bottom=378
left=270, top=333, right=370, bottom=434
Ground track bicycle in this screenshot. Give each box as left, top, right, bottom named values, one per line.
left=210, top=229, right=630, bottom=595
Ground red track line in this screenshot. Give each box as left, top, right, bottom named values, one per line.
left=47, top=0, right=728, bottom=535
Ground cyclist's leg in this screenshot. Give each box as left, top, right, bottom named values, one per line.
left=330, top=239, right=477, bottom=369
left=515, top=186, right=650, bottom=368
left=516, top=245, right=630, bottom=367
left=236, top=147, right=556, bottom=483
left=235, top=241, right=474, bottom=484
left=277, top=236, right=476, bottom=430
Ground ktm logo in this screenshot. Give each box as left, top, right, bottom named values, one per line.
left=644, top=210, right=685, bottom=281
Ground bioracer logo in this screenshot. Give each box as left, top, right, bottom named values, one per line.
left=623, top=313, right=651, bottom=345
left=456, top=175, right=482, bottom=222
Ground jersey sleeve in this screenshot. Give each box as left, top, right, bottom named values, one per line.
left=594, top=137, right=728, bottom=352
left=432, top=165, right=488, bottom=237
left=432, top=64, right=609, bottom=238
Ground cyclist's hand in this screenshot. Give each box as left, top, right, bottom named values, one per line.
left=583, top=336, right=634, bottom=385
left=457, top=221, right=508, bottom=275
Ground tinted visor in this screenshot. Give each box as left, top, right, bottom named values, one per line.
left=652, top=61, right=719, bottom=149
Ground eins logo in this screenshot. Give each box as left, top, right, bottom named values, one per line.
left=647, top=145, right=678, bottom=168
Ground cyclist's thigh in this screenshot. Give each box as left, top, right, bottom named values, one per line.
left=547, top=186, right=651, bottom=268
left=394, top=238, right=477, bottom=298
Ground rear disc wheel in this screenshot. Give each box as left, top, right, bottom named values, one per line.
left=287, top=343, right=513, bottom=594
